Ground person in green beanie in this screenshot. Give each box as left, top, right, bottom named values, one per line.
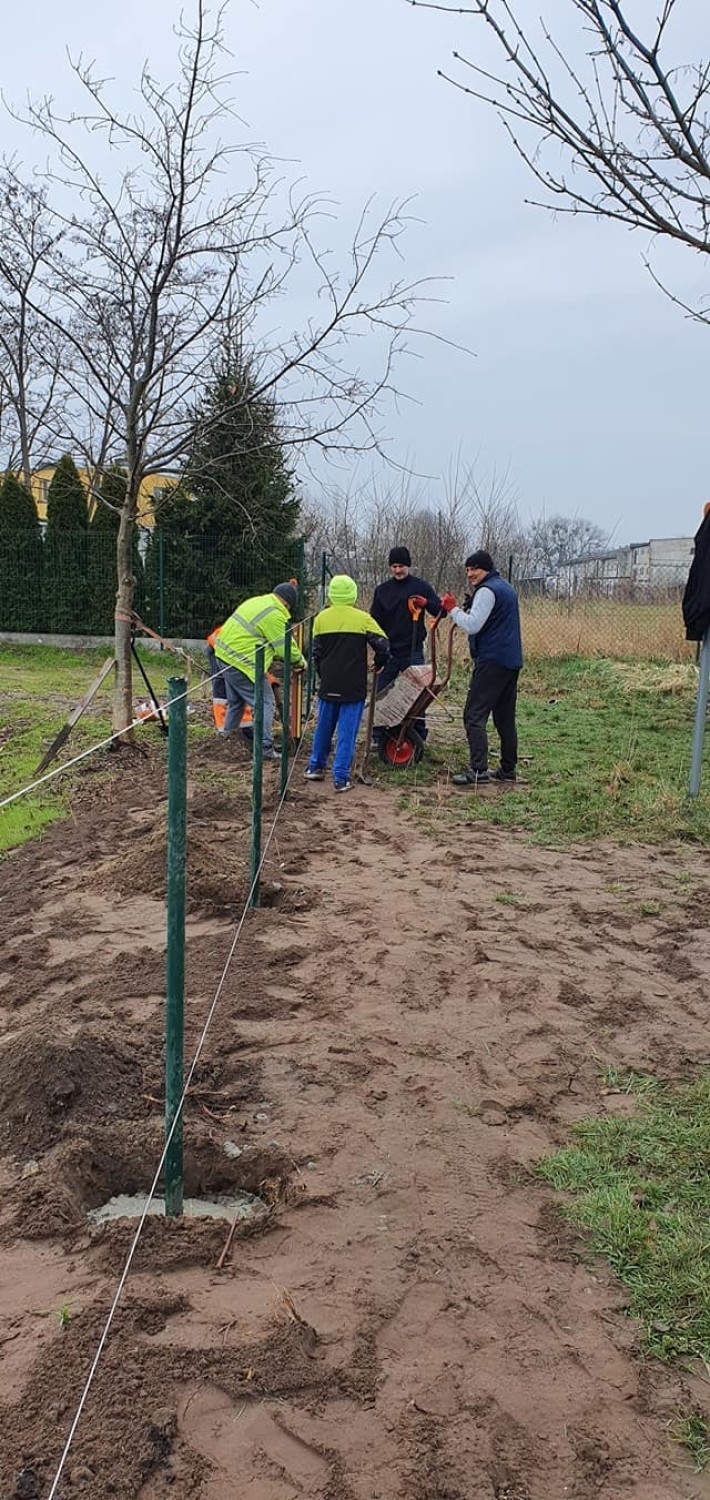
left=306, top=575, right=389, bottom=792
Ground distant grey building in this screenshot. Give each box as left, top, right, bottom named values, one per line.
left=556, top=536, right=694, bottom=597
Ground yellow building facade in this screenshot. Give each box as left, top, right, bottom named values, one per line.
left=27, top=465, right=180, bottom=527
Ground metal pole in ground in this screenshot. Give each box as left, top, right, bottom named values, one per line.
left=280, top=629, right=292, bottom=797
left=165, top=675, right=187, bottom=1216
left=689, top=630, right=710, bottom=797
left=250, top=645, right=265, bottom=907
left=305, top=615, right=315, bottom=717
left=158, top=531, right=166, bottom=648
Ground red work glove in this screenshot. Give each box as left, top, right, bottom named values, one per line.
left=440, top=592, right=457, bottom=613
left=410, top=593, right=427, bottom=609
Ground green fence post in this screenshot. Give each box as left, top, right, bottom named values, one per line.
left=250, top=645, right=265, bottom=907
left=158, top=531, right=166, bottom=647
left=305, top=615, right=315, bottom=716
left=280, top=629, right=292, bottom=797
left=295, top=537, right=306, bottom=616
left=165, top=675, right=187, bottom=1216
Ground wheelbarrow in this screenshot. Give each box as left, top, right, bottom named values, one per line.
left=372, top=614, right=455, bottom=769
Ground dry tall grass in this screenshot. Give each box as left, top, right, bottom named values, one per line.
left=520, top=599, right=692, bottom=662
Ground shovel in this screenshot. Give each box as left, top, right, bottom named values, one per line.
left=354, top=664, right=379, bottom=784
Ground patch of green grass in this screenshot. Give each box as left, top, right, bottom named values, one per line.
left=399, top=655, right=710, bottom=846
left=494, top=890, right=525, bottom=908
left=639, top=900, right=662, bottom=917
left=595, top=1060, right=658, bottom=1095
left=670, top=1410, right=710, bottom=1472
left=0, top=643, right=205, bottom=854
left=539, top=1072, right=710, bottom=1364
left=55, top=1300, right=74, bottom=1331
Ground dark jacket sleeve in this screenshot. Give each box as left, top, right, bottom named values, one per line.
left=370, top=587, right=386, bottom=630
left=424, top=581, right=443, bottom=616
left=366, top=630, right=390, bottom=663
left=682, top=515, right=710, bottom=641
left=312, top=634, right=323, bottom=676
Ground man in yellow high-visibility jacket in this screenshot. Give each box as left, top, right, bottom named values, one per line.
left=213, top=582, right=306, bottom=757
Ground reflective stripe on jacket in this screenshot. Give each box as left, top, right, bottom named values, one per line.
left=213, top=593, right=305, bottom=683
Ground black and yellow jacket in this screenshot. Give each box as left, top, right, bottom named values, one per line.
left=313, top=603, right=389, bottom=703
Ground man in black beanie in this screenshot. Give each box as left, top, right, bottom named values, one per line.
left=440, top=550, right=523, bottom=785
left=370, top=546, right=443, bottom=739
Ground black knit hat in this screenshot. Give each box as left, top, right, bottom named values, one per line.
left=273, top=581, right=298, bottom=613
left=389, top=546, right=411, bottom=566
left=465, top=550, right=494, bottom=572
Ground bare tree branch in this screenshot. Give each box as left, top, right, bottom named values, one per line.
left=2, top=0, right=433, bottom=733
left=409, top=0, right=710, bottom=277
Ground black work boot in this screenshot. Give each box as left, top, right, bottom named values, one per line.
left=451, top=767, right=490, bottom=786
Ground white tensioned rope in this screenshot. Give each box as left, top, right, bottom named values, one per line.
left=0, top=617, right=316, bottom=814
left=46, top=695, right=318, bottom=1500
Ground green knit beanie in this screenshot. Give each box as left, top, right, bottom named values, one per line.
left=328, top=574, right=358, bottom=606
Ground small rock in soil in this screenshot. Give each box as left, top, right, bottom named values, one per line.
left=13, top=1468, right=40, bottom=1500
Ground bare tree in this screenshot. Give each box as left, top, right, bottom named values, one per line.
left=526, top=512, right=610, bottom=577
left=5, top=2, right=426, bottom=735
left=409, top=1, right=710, bottom=317
left=305, top=454, right=526, bottom=601
left=0, top=172, right=62, bottom=488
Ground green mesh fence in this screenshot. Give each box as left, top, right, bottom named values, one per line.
left=0, top=530, right=305, bottom=638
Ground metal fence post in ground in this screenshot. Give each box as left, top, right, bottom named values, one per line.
left=158, top=531, right=166, bottom=646
left=280, top=629, right=292, bottom=797
left=295, top=537, right=306, bottom=615
left=305, top=615, right=315, bottom=717
left=689, top=631, right=710, bottom=798
left=165, top=675, right=187, bottom=1216
left=250, top=645, right=265, bottom=907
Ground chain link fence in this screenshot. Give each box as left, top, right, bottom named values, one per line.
left=0, top=530, right=305, bottom=638
left=0, top=532, right=692, bottom=661
left=314, top=549, right=693, bottom=664
left=512, top=565, right=691, bottom=662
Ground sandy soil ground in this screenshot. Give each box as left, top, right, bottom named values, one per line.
left=2, top=741, right=710, bottom=1500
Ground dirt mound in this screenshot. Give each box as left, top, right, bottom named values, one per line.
left=100, top=810, right=253, bottom=914
left=0, top=1032, right=148, bottom=1157
left=100, top=798, right=304, bottom=915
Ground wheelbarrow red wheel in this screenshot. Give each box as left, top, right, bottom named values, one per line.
left=378, top=727, right=425, bottom=769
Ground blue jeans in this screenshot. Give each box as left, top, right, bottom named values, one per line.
left=309, top=698, right=365, bottom=785
left=222, top=665, right=276, bottom=749
left=375, top=650, right=428, bottom=740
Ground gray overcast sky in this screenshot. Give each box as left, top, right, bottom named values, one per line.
left=3, top=0, right=708, bottom=542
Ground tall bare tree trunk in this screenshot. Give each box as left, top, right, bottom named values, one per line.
left=113, top=498, right=137, bottom=738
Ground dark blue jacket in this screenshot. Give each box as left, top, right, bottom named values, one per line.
left=468, top=572, right=523, bottom=670
left=370, top=573, right=442, bottom=658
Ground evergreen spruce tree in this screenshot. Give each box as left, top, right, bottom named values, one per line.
left=182, top=366, right=300, bottom=544
left=146, top=362, right=302, bottom=636
left=44, top=454, right=89, bottom=632
left=0, top=473, right=42, bottom=630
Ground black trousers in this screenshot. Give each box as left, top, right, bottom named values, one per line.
left=463, top=662, right=519, bottom=775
